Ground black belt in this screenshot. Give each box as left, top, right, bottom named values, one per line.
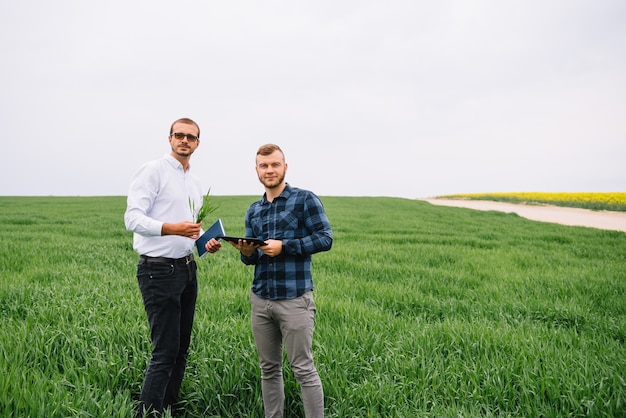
left=140, top=254, right=194, bottom=264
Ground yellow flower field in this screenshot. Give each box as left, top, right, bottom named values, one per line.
left=437, top=192, right=626, bottom=212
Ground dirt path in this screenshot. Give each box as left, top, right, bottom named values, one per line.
left=423, top=199, right=626, bottom=233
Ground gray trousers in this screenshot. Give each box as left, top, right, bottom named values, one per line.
left=250, top=291, right=324, bottom=418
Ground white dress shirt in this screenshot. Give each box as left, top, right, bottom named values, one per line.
left=124, top=154, right=204, bottom=258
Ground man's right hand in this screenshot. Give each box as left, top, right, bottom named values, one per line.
left=162, top=221, right=202, bottom=239
left=228, top=239, right=260, bottom=257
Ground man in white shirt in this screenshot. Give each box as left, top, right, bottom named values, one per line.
left=124, top=117, right=219, bottom=417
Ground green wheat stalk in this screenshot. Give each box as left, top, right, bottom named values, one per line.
left=189, top=188, right=220, bottom=223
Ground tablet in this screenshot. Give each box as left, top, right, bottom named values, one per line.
left=219, top=236, right=267, bottom=246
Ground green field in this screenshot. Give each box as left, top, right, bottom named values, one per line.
left=1, top=196, right=625, bottom=417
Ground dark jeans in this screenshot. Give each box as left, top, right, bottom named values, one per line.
left=136, top=258, right=198, bottom=416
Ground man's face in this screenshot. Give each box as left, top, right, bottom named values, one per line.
left=256, top=150, right=287, bottom=189
left=169, top=122, right=200, bottom=158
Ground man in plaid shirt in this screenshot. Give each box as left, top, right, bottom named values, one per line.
left=230, top=144, right=332, bottom=417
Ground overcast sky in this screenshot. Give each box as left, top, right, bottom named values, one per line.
left=1, top=0, right=624, bottom=199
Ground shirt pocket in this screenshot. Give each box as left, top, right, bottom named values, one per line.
left=250, top=217, right=265, bottom=237
left=278, top=211, right=300, bottom=239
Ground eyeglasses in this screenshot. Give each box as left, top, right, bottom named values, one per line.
left=170, top=132, right=199, bottom=142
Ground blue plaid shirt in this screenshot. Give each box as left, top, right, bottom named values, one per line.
left=241, top=184, right=333, bottom=300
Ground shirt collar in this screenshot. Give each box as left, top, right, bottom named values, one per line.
left=164, top=154, right=191, bottom=172
left=262, top=183, right=291, bottom=204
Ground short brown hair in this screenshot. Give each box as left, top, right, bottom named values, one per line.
left=170, top=118, right=200, bottom=138
left=256, top=144, right=284, bottom=158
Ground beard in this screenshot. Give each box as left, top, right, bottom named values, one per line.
left=259, top=172, right=285, bottom=189
left=172, top=145, right=193, bottom=157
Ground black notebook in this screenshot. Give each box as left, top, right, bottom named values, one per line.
left=195, top=219, right=226, bottom=257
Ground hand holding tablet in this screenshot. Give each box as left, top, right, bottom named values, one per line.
left=218, top=236, right=267, bottom=246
